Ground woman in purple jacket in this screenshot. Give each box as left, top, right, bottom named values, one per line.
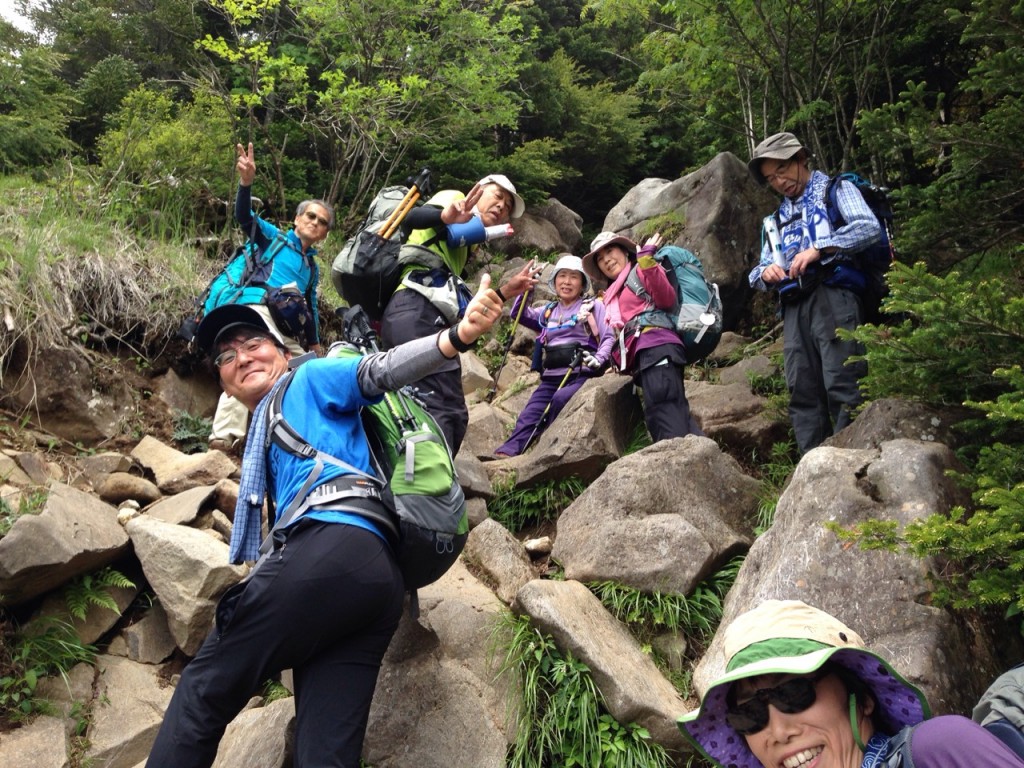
left=494, top=254, right=613, bottom=457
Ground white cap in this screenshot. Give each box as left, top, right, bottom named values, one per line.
left=548, top=253, right=591, bottom=295
left=477, top=174, right=525, bottom=219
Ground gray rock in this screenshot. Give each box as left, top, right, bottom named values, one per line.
left=131, top=435, right=237, bottom=495
left=462, top=518, right=535, bottom=605
left=123, top=602, right=177, bottom=664
left=125, top=514, right=246, bottom=655
left=692, top=440, right=996, bottom=716
left=145, top=483, right=217, bottom=525
left=602, top=152, right=777, bottom=330
left=687, top=380, right=790, bottom=457
left=826, top=397, right=969, bottom=451
left=490, top=374, right=642, bottom=487
left=0, top=714, right=68, bottom=768
left=0, top=482, right=129, bottom=605
left=211, top=696, right=294, bottom=768
left=364, top=560, right=512, bottom=767
left=454, top=452, right=493, bottom=499
left=86, top=655, right=174, bottom=768
left=98, top=471, right=162, bottom=506
left=553, top=436, right=759, bottom=594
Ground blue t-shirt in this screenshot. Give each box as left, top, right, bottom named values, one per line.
left=268, top=357, right=386, bottom=539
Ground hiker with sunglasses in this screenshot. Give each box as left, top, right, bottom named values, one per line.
left=679, top=600, right=1024, bottom=768
left=205, top=142, right=335, bottom=451
left=146, top=278, right=504, bottom=768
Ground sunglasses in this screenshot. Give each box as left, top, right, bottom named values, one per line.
left=726, top=672, right=826, bottom=735
left=303, top=210, right=330, bottom=228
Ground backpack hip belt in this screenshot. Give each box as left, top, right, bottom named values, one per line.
left=303, top=479, right=398, bottom=540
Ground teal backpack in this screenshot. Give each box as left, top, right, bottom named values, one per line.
left=264, top=313, right=468, bottom=606
left=624, top=244, right=723, bottom=363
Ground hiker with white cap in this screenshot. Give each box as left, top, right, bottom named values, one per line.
left=494, top=253, right=614, bottom=457
left=748, top=132, right=881, bottom=454
left=381, top=172, right=536, bottom=453
left=679, top=599, right=1024, bottom=768
left=582, top=230, right=704, bottom=442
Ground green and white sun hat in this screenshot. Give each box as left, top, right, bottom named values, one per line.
left=677, top=600, right=931, bottom=768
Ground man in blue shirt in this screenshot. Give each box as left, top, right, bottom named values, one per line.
left=748, top=132, right=882, bottom=454
left=206, top=143, right=334, bottom=450
left=146, top=278, right=504, bottom=768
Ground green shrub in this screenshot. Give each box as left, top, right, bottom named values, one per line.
left=0, top=618, right=96, bottom=721
left=589, top=556, right=741, bottom=649
left=0, top=488, right=48, bottom=538
left=834, top=256, right=1024, bottom=630
left=173, top=410, right=214, bottom=454
left=753, top=440, right=798, bottom=533
left=62, top=568, right=136, bottom=621
left=494, top=611, right=670, bottom=768
left=489, top=476, right=586, bottom=533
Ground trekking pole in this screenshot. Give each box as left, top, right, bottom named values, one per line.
left=378, top=168, right=431, bottom=241
left=486, top=292, right=528, bottom=402
left=521, top=346, right=584, bottom=453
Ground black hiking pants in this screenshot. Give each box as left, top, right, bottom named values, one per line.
left=146, top=520, right=404, bottom=768
left=381, top=287, right=468, bottom=453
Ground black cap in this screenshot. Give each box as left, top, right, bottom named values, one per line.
left=195, top=304, right=272, bottom=355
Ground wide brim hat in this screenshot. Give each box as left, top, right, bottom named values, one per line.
left=195, top=304, right=274, bottom=356
left=747, top=132, right=806, bottom=185
left=677, top=600, right=930, bottom=768
left=477, top=174, right=525, bottom=219
left=548, top=253, right=591, bottom=295
left=581, top=231, right=637, bottom=288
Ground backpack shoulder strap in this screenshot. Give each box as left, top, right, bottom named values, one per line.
left=259, top=366, right=388, bottom=557
left=882, top=725, right=917, bottom=768
left=625, top=264, right=650, bottom=301
left=825, top=175, right=847, bottom=229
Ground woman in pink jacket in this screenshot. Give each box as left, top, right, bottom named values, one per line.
left=582, top=231, right=703, bottom=442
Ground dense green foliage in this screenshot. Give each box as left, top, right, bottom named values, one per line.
left=489, top=476, right=587, bottom=532
left=831, top=258, right=1024, bottom=627
left=3, top=0, right=1015, bottom=242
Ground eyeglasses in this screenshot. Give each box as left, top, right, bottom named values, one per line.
left=763, top=159, right=794, bottom=184
left=214, top=336, right=270, bottom=368
left=303, top=211, right=330, bottom=228
left=726, top=673, right=825, bottom=735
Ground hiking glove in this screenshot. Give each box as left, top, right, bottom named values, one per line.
left=582, top=351, right=602, bottom=370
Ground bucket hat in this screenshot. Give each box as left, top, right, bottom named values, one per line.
left=477, top=174, right=525, bottom=219
left=548, top=253, right=591, bottom=295
left=581, top=231, right=637, bottom=287
left=748, top=132, right=806, bottom=185
left=677, top=600, right=930, bottom=768
left=196, top=304, right=279, bottom=358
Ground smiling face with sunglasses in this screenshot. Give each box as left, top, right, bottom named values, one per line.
left=293, top=200, right=334, bottom=250
left=727, top=667, right=877, bottom=768
left=678, top=601, right=934, bottom=768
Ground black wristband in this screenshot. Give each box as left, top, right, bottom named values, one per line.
left=448, top=324, right=475, bottom=353
left=495, top=287, right=507, bottom=302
